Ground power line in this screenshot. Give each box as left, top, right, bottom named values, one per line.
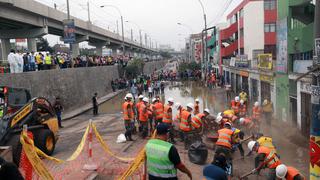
left=208, top=0, right=234, bottom=26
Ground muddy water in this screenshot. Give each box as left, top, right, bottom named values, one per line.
left=97, top=81, right=309, bottom=178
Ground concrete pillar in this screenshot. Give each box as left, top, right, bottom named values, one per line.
left=1, top=38, right=11, bottom=61
left=27, top=38, right=37, bottom=52
left=71, top=43, right=80, bottom=58
left=96, top=45, right=103, bottom=56
left=111, top=47, right=118, bottom=56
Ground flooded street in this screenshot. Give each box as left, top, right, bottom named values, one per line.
left=93, top=81, right=309, bottom=179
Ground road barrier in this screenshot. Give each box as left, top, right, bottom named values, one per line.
left=19, top=120, right=148, bottom=179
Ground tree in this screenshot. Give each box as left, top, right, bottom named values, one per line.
left=36, top=38, right=54, bottom=53
left=124, top=58, right=145, bottom=78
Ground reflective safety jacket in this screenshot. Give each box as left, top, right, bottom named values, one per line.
left=163, top=105, right=173, bottom=124
left=154, top=102, right=164, bottom=120
left=239, top=104, right=247, bottom=117
left=179, top=110, right=191, bottom=132
left=45, top=55, right=52, bottom=65
left=216, top=128, right=233, bottom=149
left=194, top=104, right=199, bottom=115
left=139, top=103, right=148, bottom=122
left=257, top=136, right=276, bottom=153
left=257, top=146, right=281, bottom=169
left=286, top=166, right=305, bottom=180
left=252, top=106, right=262, bottom=120
left=129, top=102, right=135, bottom=119
left=146, top=139, right=177, bottom=178
left=231, top=100, right=240, bottom=114
left=191, top=113, right=205, bottom=129
left=122, top=102, right=131, bottom=121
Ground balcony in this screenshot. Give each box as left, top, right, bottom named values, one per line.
left=221, top=40, right=238, bottom=57
left=293, top=60, right=312, bottom=74
left=289, top=23, right=314, bottom=53
left=264, top=9, right=277, bottom=23
left=265, top=32, right=276, bottom=45
left=220, top=22, right=238, bottom=40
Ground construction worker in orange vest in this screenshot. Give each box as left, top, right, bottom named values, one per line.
left=247, top=140, right=281, bottom=179
left=194, top=99, right=200, bottom=115
left=136, top=95, right=144, bottom=132
left=153, top=98, right=164, bottom=127
left=275, top=164, right=305, bottom=180
left=252, top=101, right=262, bottom=129
left=163, top=98, right=175, bottom=143
left=239, top=117, right=256, bottom=134
left=215, top=122, right=234, bottom=161
left=122, top=93, right=134, bottom=141
left=180, top=103, right=193, bottom=149
left=231, top=96, right=241, bottom=115
left=192, top=109, right=210, bottom=142
left=139, top=97, right=150, bottom=139
left=239, top=100, right=247, bottom=118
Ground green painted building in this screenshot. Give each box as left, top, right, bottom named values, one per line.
left=276, top=0, right=315, bottom=130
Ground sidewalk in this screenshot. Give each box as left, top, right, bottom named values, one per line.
left=62, top=90, right=126, bottom=120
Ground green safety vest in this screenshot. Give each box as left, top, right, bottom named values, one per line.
left=146, top=139, right=177, bottom=178
left=45, top=56, right=52, bottom=65
left=0, top=109, right=3, bottom=117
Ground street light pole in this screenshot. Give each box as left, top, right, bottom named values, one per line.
left=197, top=0, right=207, bottom=80
left=100, top=5, right=125, bottom=55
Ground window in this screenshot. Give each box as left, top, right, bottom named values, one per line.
left=264, top=0, right=276, bottom=10
left=264, top=23, right=276, bottom=32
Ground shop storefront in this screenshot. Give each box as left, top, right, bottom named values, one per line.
left=239, top=71, right=249, bottom=91
left=260, top=74, right=273, bottom=101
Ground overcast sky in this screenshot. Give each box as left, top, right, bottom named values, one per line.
left=36, top=0, right=242, bottom=50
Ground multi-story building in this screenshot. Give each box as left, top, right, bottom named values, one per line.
left=187, top=33, right=202, bottom=63
left=215, top=0, right=278, bottom=107
left=276, top=0, right=315, bottom=136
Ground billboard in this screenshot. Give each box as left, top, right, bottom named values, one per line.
left=258, top=54, right=273, bottom=70
left=276, top=19, right=288, bottom=73
left=63, top=19, right=76, bottom=44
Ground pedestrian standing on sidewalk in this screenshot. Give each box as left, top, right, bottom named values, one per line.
left=145, top=123, right=192, bottom=180
left=92, top=92, right=98, bottom=116
left=54, top=97, right=64, bottom=128
left=262, top=98, right=274, bottom=126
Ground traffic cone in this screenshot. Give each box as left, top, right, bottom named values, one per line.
left=19, top=125, right=33, bottom=180
left=83, top=119, right=98, bottom=171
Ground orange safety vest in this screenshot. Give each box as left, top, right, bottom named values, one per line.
left=239, top=104, right=246, bottom=116
left=231, top=101, right=240, bottom=114
left=286, top=166, right=305, bottom=180
left=252, top=106, right=262, bottom=120
left=154, top=102, right=164, bottom=120
left=216, top=128, right=233, bottom=149
left=179, top=110, right=191, bottom=132
left=191, top=113, right=205, bottom=129
left=136, top=101, right=143, bottom=112
left=129, top=101, right=134, bottom=118
left=139, top=103, right=148, bottom=122
left=243, top=118, right=254, bottom=129
left=122, top=102, right=131, bottom=121
left=257, top=146, right=281, bottom=169
left=163, top=105, right=173, bottom=124
left=194, top=104, right=200, bottom=115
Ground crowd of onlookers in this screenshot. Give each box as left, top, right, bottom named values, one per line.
left=4, top=49, right=150, bottom=73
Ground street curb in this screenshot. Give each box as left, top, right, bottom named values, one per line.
left=62, top=89, right=126, bottom=121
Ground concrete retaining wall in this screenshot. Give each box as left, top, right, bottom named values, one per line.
left=0, top=66, right=119, bottom=111
left=0, top=61, right=167, bottom=111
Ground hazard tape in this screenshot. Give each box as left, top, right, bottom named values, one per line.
left=20, top=131, right=54, bottom=180
left=118, top=130, right=157, bottom=180
left=92, top=123, right=134, bottom=162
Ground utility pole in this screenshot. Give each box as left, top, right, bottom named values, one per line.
left=311, top=1, right=320, bottom=179
left=139, top=30, right=142, bottom=46
left=130, top=29, right=133, bottom=41
left=87, top=1, right=91, bottom=23
left=145, top=33, right=147, bottom=47
left=121, top=15, right=125, bottom=55
left=66, top=0, right=72, bottom=60
left=116, top=20, right=119, bottom=35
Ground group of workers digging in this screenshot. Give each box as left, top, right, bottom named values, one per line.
left=121, top=91, right=305, bottom=180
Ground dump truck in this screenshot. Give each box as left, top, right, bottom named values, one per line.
left=0, top=86, right=59, bottom=165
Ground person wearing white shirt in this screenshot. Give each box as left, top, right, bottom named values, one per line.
left=7, top=49, right=17, bottom=73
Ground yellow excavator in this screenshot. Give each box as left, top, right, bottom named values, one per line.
left=0, top=86, right=59, bottom=165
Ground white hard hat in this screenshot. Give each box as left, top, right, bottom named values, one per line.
left=235, top=96, right=240, bottom=102
left=175, top=102, right=181, bottom=109
left=143, top=97, right=149, bottom=102
left=276, top=164, right=288, bottom=179
left=224, top=122, right=232, bottom=127
left=152, top=98, right=157, bottom=102
left=239, top=118, right=245, bottom=124
left=215, top=116, right=222, bottom=123
left=187, top=103, right=194, bottom=109
left=168, top=97, right=174, bottom=103
left=254, top=101, right=259, bottom=107
left=126, top=93, right=133, bottom=99
left=139, top=95, right=144, bottom=99
left=240, top=100, right=244, bottom=105
left=248, top=141, right=257, bottom=151
left=204, top=109, right=210, bottom=114
left=195, top=98, right=199, bottom=102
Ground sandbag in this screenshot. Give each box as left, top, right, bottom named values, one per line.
left=188, top=141, right=208, bottom=165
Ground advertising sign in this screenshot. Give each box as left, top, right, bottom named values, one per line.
left=63, top=19, right=76, bottom=44
left=277, top=19, right=288, bottom=73
left=258, top=54, right=273, bottom=70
